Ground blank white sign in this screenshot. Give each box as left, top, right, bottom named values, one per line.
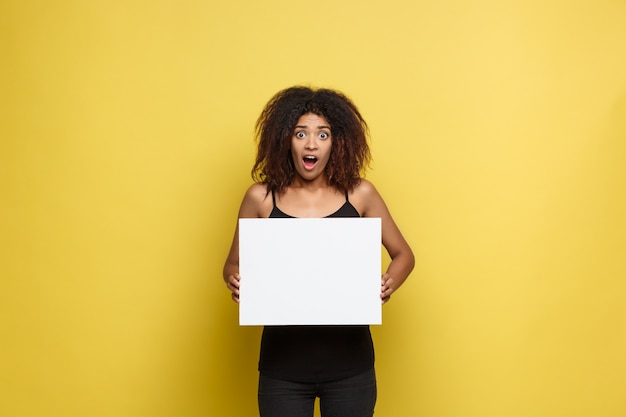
left=239, top=218, right=381, bottom=326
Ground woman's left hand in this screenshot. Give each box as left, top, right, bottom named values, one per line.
left=381, top=273, right=394, bottom=304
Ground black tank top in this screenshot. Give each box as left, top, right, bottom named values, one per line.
left=268, top=190, right=361, bottom=218
left=258, top=190, right=375, bottom=382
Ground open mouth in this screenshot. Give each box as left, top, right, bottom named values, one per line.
left=303, top=156, right=318, bottom=170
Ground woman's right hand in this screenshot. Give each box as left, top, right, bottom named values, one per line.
left=225, top=273, right=241, bottom=303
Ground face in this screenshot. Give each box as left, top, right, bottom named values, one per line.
left=290, top=113, right=332, bottom=182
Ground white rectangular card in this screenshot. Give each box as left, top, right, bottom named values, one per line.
left=239, top=218, right=381, bottom=326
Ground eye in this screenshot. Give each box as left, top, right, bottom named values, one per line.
left=319, top=132, right=329, bottom=140
left=295, top=131, right=306, bottom=139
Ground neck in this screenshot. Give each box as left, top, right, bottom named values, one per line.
left=291, top=175, right=330, bottom=191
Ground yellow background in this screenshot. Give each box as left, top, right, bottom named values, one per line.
left=2, top=0, right=625, bottom=416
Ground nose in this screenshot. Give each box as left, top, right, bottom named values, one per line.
left=304, top=137, right=317, bottom=150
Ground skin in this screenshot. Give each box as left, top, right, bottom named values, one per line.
left=223, top=113, right=414, bottom=304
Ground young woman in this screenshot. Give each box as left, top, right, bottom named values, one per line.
left=223, top=86, right=414, bottom=417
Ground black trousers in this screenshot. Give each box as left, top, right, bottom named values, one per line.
left=258, top=368, right=377, bottom=417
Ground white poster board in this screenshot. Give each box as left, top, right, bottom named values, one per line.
left=238, top=218, right=381, bottom=326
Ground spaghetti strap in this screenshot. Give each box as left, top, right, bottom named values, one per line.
left=345, top=190, right=350, bottom=202
left=271, top=190, right=277, bottom=207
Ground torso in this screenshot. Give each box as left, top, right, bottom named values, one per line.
left=271, top=186, right=357, bottom=217
left=250, top=179, right=376, bottom=219
left=259, top=186, right=373, bottom=383
left=269, top=191, right=360, bottom=218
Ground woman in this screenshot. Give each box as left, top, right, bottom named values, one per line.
left=223, top=86, right=414, bottom=417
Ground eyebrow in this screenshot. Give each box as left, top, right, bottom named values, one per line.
left=295, top=125, right=331, bottom=129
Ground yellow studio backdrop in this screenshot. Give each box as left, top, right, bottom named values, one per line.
left=1, top=0, right=625, bottom=416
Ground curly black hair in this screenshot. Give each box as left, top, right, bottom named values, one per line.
left=252, top=86, right=371, bottom=194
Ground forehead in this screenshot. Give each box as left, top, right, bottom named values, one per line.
left=295, top=113, right=330, bottom=127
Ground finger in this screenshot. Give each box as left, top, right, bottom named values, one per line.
left=226, top=277, right=240, bottom=299
left=381, top=274, right=392, bottom=288
left=227, top=275, right=240, bottom=288
left=381, top=284, right=394, bottom=297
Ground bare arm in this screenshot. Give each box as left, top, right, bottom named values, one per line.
left=353, top=180, right=415, bottom=303
left=222, top=183, right=272, bottom=303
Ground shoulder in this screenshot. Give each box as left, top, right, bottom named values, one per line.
left=349, top=179, right=386, bottom=216
left=239, top=183, right=273, bottom=218
left=352, top=178, right=377, bottom=194
left=351, top=178, right=381, bottom=200
left=244, top=183, right=270, bottom=201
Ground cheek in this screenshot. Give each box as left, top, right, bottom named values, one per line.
left=324, top=143, right=333, bottom=159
